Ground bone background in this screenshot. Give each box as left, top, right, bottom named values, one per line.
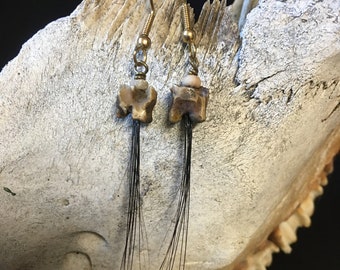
left=0, top=0, right=339, bottom=269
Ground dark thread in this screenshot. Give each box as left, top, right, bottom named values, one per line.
left=160, top=114, right=192, bottom=270
left=121, top=120, right=148, bottom=270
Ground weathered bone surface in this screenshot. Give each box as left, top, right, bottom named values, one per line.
left=0, top=0, right=339, bottom=269
left=117, top=79, right=157, bottom=123
left=169, top=75, right=209, bottom=123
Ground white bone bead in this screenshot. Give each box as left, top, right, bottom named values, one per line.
left=181, top=75, right=201, bottom=88
left=132, top=79, right=149, bottom=90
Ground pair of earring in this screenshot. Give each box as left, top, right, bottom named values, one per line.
left=116, top=1, right=209, bottom=269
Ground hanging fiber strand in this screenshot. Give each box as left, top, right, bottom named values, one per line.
left=160, top=114, right=192, bottom=270
left=121, top=120, right=149, bottom=270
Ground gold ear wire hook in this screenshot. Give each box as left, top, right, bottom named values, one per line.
left=142, top=0, right=155, bottom=36
left=181, top=3, right=193, bottom=41
left=181, top=3, right=199, bottom=76
left=133, top=0, right=155, bottom=79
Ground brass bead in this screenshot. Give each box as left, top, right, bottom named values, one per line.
left=137, top=34, right=152, bottom=49
left=182, top=29, right=196, bottom=43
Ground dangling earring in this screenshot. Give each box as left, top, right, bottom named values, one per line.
left=160, top=2, right=209, bottom=269
left=116, top=1, right=157, bottom=269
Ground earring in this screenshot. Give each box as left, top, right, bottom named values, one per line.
left=160, top=2, right=209, bottom=270
left=116, top=1, right=157, bottom=269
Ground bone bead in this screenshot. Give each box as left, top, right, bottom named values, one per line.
left=116, top=79, right=157, bottom=123
left=181, top=74, right=202, bottom=88
left=131, top=79, right=149, bottom=90
left=169, top=84, right=209, bottom=123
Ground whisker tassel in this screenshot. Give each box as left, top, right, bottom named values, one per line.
left=160, top=114, right=192, bottom=270
left=121, top=120, right=144, bottom=270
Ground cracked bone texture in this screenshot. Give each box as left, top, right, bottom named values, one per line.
left=117, top=79, right=157, bottom=123
left=0, top=0, right=339, bottom=269
left=169, top=84, right=209, bottom=123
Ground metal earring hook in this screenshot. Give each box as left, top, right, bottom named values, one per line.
left=180, top=2, right=199, bottom=76
left=133, top=0, right=156, bottom=79
left=143, top=0, right=155, bottom=36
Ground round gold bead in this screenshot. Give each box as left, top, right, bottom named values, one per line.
left=137, top=34, right=152, bottom=49
left=182, top=29, right=196, bottom=43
